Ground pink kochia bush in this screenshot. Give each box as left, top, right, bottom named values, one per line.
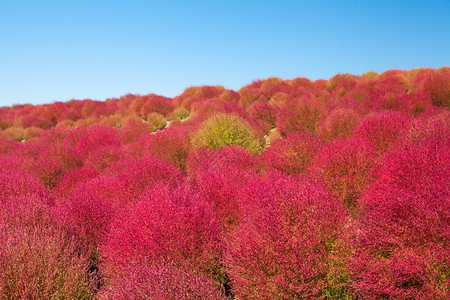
left=0, top=195, right=96, bottom=299
left=74, top=125, right=121, bottom=160
left=51, top=165, right=100, bottom=199
left=99, top=259, right=228, bottom=300
left=261, top=131, right=323, bottom=175
left=0, top=168, right=47, bottom=200
left=56, top=176, right=123, bottom=252
left=225, top=173, right=349, bottom=299
left=105, top=156, right=184, bottom=201
left=99, top=183, right=224, bottom=285
left=349, top=121, right=450, bottom=299
left=316, top=108, right=361, bottom=141
left=186, top=145, right=259, bottom=229
left=412, top=71, right=450, bottom=108
left=312, top=137, right=377, bottom=207
left=352, top=111, right=412, bottom=154
left=276, top=95, right=325, bottom=134
left=123, top=125, right=191, bottom=169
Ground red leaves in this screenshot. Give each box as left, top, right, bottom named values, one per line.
left=412, top=71, right=450, bottom=108
left=100, top=183, right=223, bottom=283
left=225, top=173, right=348, bottom=299
left=349, top=120, right=450, bottom=298
left=277, top=95, right=326, bottom=134
left=261, top=131, right=322, bottom=174
left=0, top=68, right=448, bottom=298
left=0, top=194, right=96, bottom=298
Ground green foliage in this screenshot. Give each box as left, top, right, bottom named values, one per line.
left=168, top=107, right=190, bottom=121
left=191, top=113, right=263, bottom=153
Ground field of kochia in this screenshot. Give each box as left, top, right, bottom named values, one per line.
left=0, top=67, right=449, bottom=299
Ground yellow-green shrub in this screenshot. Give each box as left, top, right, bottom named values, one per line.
left=191, top=113, right=263, bottom=153
left=168, top=107, right=190, bottom=121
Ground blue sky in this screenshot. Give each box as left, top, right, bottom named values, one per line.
left=1, top=0, right=449, bottom=106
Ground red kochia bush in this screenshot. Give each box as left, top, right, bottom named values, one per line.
left=397, top=92, right=433, bottom=116
left=364, top=81, right=407, bottom=111
left=56, top=176, right=125, bottom=252
left=353, top=111, right=412, bottom=154
left=52, top=165, right=100, bottom=199
left=28, top=155, right=66, bottom=189
left=99, top=259, right=228, bottom=300
left=19, top=115, right=53, bottom=129
left=0, top=195, right=95, bottom=299
left=261, top=131, right=322, bottom=175
left=225, top=173, right=348, bottom=299
left=104, top=156, right=184, bottom=200
left=317, top=108, right=361, bottom=141
left=312, top=138, right=377, bottom=207
left=84, top=145, right=122, bottom=172
left=413, top=71, right=450, bottom=108
left=0, top=169, right=47, bottom=200
left=117, top=115, right=153, bottom=143
left=99, top=183, right=223, bottom=283
left=74, top=125, right=121, bottom=160
left=349, top=126, right=450, bottom=299
left=326, top=96, right=368, bottom=116
left=186, top=145, right=259, bottom=229
left=247, top=100, right=279, bottom=131
left=238, top=85, right=265, bottom=107
left=123, top=126, right=191, bottom=170
left=277, top=96, right=325, bottom=135
left=326, top=73, right=359, bottom=91
left=139, top=94, right=175, bottom=116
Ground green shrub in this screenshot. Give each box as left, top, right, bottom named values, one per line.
left=191, top=113, right=263, bottom=153
left=168, top=107, right=190, bottom=121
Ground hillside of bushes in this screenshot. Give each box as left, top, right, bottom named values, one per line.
left=0, top=67, right=449, bottom=299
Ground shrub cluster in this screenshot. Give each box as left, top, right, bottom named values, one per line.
left=0, top=67, right=448, bottom=299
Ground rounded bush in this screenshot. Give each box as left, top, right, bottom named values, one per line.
left=191, top=112, right=263, bottom=153
left=124, top=126, right=191, bottom=170
left=99, top=184, right=223, bottom=283
left=19, top=115, right=53, bottom=129
left=139, top=94, right=174, bottom=116
left=117, top=115, right=153, bottom=143
left=74, top=125, right=121, bottom=159
left=28, top=155, right=66, bottom=189
left=99, top=259, right=228, bottom=300
left=225, top=173, right=348, bottom=299
left=261, top=131, right=322, bottom=175
left=364, top=82, right=407, bottom=111
left=168, top=106, right=190, bottom=121
left=247, top=100, right=278, bottom=130
left=276, top=96, right=325, bottom=135
left=312, top=138, right=377, bottom=207
left=317, top=108, right=361, bottom=141
left=238, top=85, right=265, bottom=107
left=326, top=73, right=359, bottom=91
left=104, top=156, right=184, bottom=200
left=57, top=176, right=125, bottom=252
left=186, top=145, right=258, bottom=229
left=0, top=195, right=96, bottom=299
left=349, top=128, right=450, bottom=299
left=84, top=145, right=122, bottom=172
left=0, top=169, right=47, bottom=200
left=353, top=111, right=412, bottom=154
left=413, top=71, right=450, bottom=108
left=52, top=165, right=100, bottom=199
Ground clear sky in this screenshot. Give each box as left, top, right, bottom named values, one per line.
left=1, top=0, right=449, bottom=106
